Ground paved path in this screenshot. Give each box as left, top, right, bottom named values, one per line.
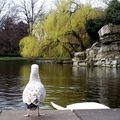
left=74, top=109, right=120, bottom=120
left=0, top=110, right=79, bottom=120
left=0, top=109, right=120, bottom=120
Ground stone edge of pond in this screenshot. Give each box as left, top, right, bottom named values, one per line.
left=0, top=57, right=73, bottom=64
left=0, top=110, right=80, bottom=120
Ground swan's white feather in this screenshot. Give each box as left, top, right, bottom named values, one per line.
left=23, top=64, right=46, bottom=106
left=51, top=102, right=110, bottom=111
left=67, top=102, right=110, bottom=110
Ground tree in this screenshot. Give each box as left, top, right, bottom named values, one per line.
left=86, top=17, right=105, bottom=44
left=19, top=0, right=45, bottom=34
left=105, top=0, right=120, bottom=24
left=19, top=36, right=40, bottom=57
left=20, top=0, right=103, bottom=58
left=33, top=0, right=78, bottom=57
left=33, top=1, right=100, bottom=57
left=0, top=17, right=28, bottom=55
left=85, top=8, right=105, bottom=44
left=70, top=4, right=101, bottom=50
left=0, top=0, right=21, bottom=30
left=0, top=0, right=8, bottom=29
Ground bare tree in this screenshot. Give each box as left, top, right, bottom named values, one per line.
left=19, top=0, right=46, bottom=34
left=0, top=0, right=8, bottom=29
left=98, top=0, right=112, bottom=5
left=0, top=0, right=20, bottom=30
left=0, top=0, right=7, bottom=13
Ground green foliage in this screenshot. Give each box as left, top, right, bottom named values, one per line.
left=20, top=0, right=103, bottom=58
left=70, top=4, right=100, bottom=49
left=86, top=17, right=105, bottom=44
left=38, top=40, right=70, bottom=58
left=85, top=0, right=120, bottom=45
left=71, top=5, right=98, bottom=31
left=19, top=36, right=40, bottom=57
left=43, top=4, right=71, bottom=41
left=105, top=0, right=120, bottom=24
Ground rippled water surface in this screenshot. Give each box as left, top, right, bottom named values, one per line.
left=0, top=59, right=120, bottom=110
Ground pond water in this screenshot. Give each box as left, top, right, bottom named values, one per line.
left=0, top=59, right=120, bottom=110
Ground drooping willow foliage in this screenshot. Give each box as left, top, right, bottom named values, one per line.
left=19, top=0, right=103, bottom=58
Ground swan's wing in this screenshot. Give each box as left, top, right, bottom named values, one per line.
left=51, top=102, right=110, bottom=111
left=67, top=102, right=110, bottom=110
left=36, top=83, right=46, bottom=103
left=22, top=84, right=34, bottom=105
left=23, top=82, right=46, bottom=105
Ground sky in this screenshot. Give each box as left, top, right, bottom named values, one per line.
left=45, top=0, right=107, bottom=10
left=45, top=0, right=107, bottom=9
left=14, top=0, right=107, bottom=11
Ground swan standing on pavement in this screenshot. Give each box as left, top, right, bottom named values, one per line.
left=23, top=64, right=46, bottom=117
left=51, top=102, right=110, bottom=111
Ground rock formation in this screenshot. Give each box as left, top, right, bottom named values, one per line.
left=72, top=24, right=120, bottom=67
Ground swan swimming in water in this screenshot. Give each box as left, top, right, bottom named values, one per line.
left=51, top=102, right=110, bottom=111
left=23, top=64, right=46, bottom=117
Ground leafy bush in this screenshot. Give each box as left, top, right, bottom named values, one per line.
left=105, top=0, right=120, bottom=24
left=19, top=36, right=40, bottom=57
left=39, top=40, right=70, bottom=58
left=86, top=17, right=105, bottom=44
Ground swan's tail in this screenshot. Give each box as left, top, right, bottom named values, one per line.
left=51, top=102, right=67, bottom=110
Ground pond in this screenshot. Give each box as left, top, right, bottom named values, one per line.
left=0, top=59, right=120, bottom=110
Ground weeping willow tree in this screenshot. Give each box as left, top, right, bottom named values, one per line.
left=20, top=0, right=102, bottom=58
left=33, top=0, right=74, bottom=58
left=19, top=36, right=40, bottom=57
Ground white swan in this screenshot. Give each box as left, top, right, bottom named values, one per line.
left=23, top=64, right=46, bottom=117
left=51, top=102, right=110, bottom=111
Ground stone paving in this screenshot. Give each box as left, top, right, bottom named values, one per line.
left=0, top=109, right=120, bottom=120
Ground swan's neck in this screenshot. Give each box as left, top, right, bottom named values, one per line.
left=29, top=71, right=40, bottom=82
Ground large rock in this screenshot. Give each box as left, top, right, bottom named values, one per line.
left=98, top=24, right=120, bottom=37
left=73, top=24, right=120, bottom=67
left=98, top=24, right=120, bottom=44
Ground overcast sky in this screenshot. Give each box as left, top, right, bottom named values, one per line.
left=14, top=0, right=107, bottom=10
left=48, top=0, right=107, bottom=8
left=46, top=0, right=107, bottom=9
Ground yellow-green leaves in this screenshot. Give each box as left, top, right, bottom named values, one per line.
left=20, top=0, right=103, bottom=58
left=71, top=5, right=98, bottom=31
left=19, top=36, right=40, bottom=57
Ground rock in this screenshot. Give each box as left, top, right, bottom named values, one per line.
left=79, top=61, right=87, bottom=67
left=98, top=24, right=111, bottom=37
left=74, top=52, right=86, bottom=60
left=72, top=57, right=79, bottom=66
left=98, top=24, right=120, bottom=37
left=99, top=24, right=120, bottom=44
left=72, top=24, right=120, bottom=68
left=111, top=60, right=117, bottom=67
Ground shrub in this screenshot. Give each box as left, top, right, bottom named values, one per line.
left=105, top=0, right=120, bottom=24
left=19, top=36, right=40, bottom=57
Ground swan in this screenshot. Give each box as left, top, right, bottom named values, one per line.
left=51, top=102, right=110, bottom=111
left=23, top=64, right=46, bottom=117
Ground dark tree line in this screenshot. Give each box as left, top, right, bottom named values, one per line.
left=0, top=17, right=28, bottom=56
left=0, top=0, right=44, bottom=56
left=0, top=0, right=119, bottom=57
left=86, top=0, right=120, bottom=45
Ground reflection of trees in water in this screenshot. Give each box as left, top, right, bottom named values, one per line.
left=40, top=64, right=75, bottom=106
left=0, top=61, right=21, bottom=88
left=0, top=60, right=25, bottom=109
left=72, top=67, right=120, bottom=108
left=19, top=64, right=31, bottom=86
left=0, top=61, right=120, bottom=109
